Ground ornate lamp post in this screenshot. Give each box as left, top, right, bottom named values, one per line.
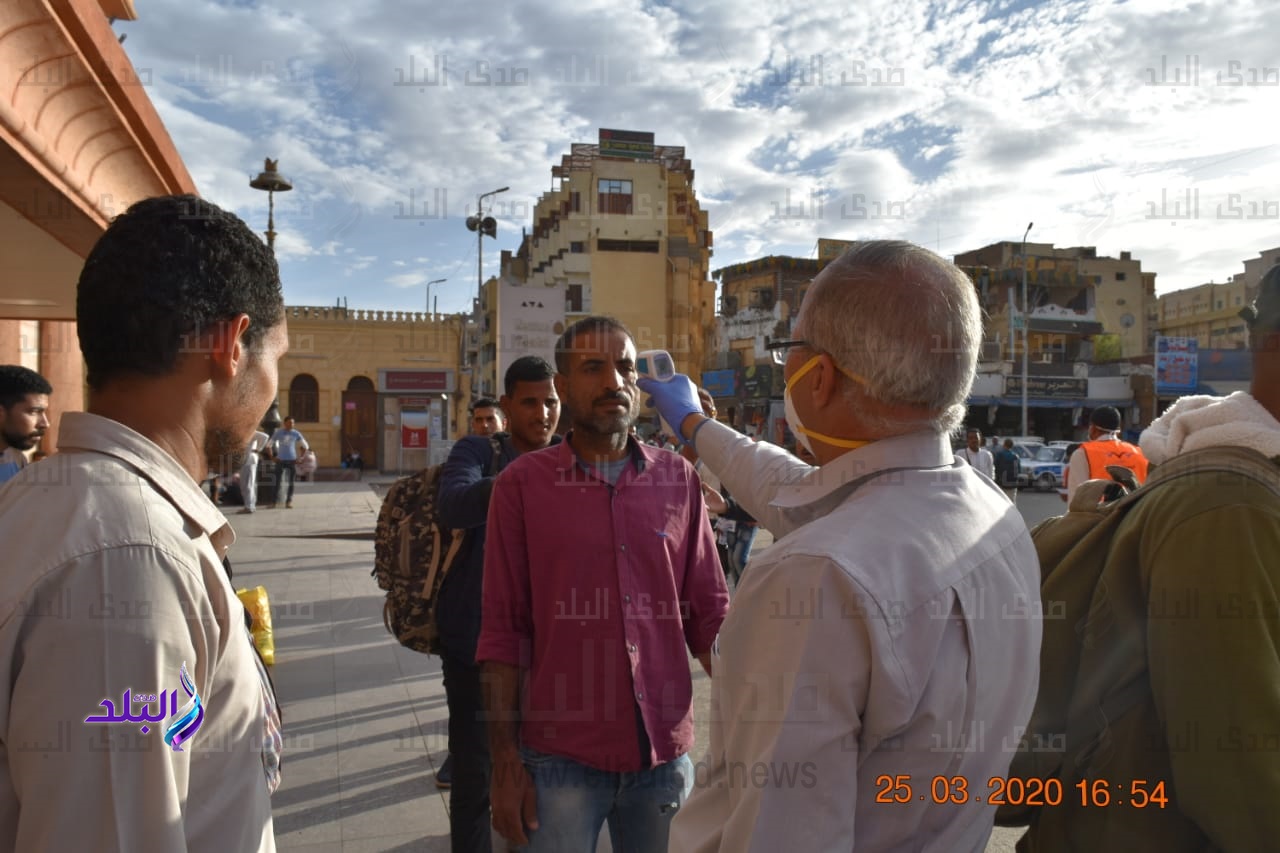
left=250, top=159, right=293, bottom=496
left=250, top=158, right=293, bottom=250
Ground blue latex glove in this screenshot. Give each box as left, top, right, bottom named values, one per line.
left=637, top=374, right=704, bottom=444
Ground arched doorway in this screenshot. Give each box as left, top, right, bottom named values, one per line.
left=342, top=375, right=377, bottom=470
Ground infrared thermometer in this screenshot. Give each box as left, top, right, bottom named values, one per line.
left=637, top=350, right=678, bottom=437
left=637, top=350, right=676, bottom=383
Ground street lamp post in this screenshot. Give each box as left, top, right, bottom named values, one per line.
left=249, top=158, right=293, bottom=251
left=426, top=278, right=446, bottom=319
left=1020, top=221, right=1034, bottom=437
left=466, top=187, right=509, bottom=313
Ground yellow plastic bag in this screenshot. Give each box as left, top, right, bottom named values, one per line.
left=236, top=586, right=276, bottom=666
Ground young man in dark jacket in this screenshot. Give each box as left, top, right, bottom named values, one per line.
left=434, top=356, right=561, bottom=853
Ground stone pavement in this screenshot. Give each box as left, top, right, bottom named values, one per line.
left=228, top=476, right=452, bottom=852
left=227, top=475, right=1030, bottom=852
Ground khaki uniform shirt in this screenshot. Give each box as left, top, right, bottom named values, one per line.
left=0, top=413, right=277, bottom=852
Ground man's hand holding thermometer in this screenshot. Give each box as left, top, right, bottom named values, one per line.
left=636, top=350, right=707, bottom=445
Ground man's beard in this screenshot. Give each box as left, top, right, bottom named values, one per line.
left=2, top=428, right=40, bottom=451
left=206, top=427, right=248, bottom=473
left=574, top=395, right=637, bottom=437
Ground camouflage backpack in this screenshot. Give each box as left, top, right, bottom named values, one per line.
left=372, top=436, right=503, bottom=654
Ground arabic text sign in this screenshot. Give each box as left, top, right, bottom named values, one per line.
left=1004, top=376, right=1087, bottom=399
left=701, top=369, right=737, bottom=398
left=599, top=128, right=655, bottom=160
left=1155, top=336, right=1199, bottom=394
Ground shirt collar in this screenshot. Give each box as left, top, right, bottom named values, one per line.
left=56, top=412, right=235, bottom=555
left=770, top=430, right=955, bottom=509
left=555, top=430, right=653, bottom=474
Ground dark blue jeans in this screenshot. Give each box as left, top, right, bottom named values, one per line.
left=441, top=654, right=491, bottom=853
left=518, top=748, right=692, bottom=852
left=273, top=459, right=296, bottom=505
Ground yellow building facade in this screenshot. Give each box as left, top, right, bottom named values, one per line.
left=519, top=130, right=716, bottom=378
left=1156, top=280, right=1252, bottom=349
left=276, top=306, right=464, bottom=472
left=1156, top=247, right=1280, bottom=349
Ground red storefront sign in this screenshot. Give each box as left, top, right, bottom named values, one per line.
left=385, top=370, right=449, bottom=392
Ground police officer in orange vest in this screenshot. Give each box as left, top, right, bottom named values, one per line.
left=1065, top=405, right=1149, bottom=502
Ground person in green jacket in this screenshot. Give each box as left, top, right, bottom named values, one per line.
left=1020, top=264, right=1280, bottom=852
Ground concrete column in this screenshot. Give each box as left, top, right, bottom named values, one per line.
left=38, top=320, right=84, bottom=457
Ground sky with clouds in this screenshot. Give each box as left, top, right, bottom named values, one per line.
left=117, top=0, right=1279, bottom=314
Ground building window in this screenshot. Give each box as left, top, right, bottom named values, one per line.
left=1115, top=272, right=1127, bottom=281
left=289, top=374, right=319, bottom=423
left=567, top=284, right=583, bottom=312
left=1216, top=300, right=1224, bottom=310
left=570, top=241, right=585, bottom=253
left=597, top=239, right=659, bottom=253
left=597, top=179, right=633, bottom=215
left=570, top=191, right=581, bottom=213
left=674, top=193, right=688, bottom=215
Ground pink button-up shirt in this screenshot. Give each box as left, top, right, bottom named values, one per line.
left=477, top=436, right=729, bottom=772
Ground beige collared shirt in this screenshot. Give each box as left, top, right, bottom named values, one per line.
left=0, top=413, right=276, bottom=852
left=671, top=423, right=1042, bottom=853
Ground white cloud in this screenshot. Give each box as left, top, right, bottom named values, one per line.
left=117, top=0, right=1280, bottom=304
left=387, top=272, right=427, bottom=288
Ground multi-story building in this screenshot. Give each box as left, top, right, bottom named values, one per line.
left=703, top=240, right=860, bottom=441
left=275, top=305, right=464, bottom=472
left=1154, top=246, right=1280, bottom=350
left=474, top=245, right=566, bottom=399
left=954, top=241, right=1155, bottom=439
left=520, top=129, right=716, bottom=378
left=1234, top=247, right=1280, bottom=295
left=706, top=255, right=820, bottom=437
left=954, top=242, right=1155, bottom=362
left=1156, top=280, right=1252, bottom=349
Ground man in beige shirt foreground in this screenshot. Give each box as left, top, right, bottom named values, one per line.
left=0, top=195, right=289, bottom=852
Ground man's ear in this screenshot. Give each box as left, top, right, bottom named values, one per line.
left=810, top=354, right=841, bottom=407
left=553, top=373, right=567, bottom=401
left=209, top=314, right=253, bottom=380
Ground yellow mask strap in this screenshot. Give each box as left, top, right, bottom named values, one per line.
left=788, top=353, right=870, bottom=389
left=787, top=354, right=874, bottom=450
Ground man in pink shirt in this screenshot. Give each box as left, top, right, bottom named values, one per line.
left=478, top=316, right=729, bottom=853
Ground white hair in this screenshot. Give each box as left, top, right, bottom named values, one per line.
left=800, top=240, right=981, bottom=435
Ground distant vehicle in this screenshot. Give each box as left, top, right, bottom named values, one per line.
left=1026, top=445, right=1068, bottom=491
left=1046, top=440, right=1075, bottom=449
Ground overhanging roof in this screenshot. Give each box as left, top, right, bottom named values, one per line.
left=0, top=0, right=196, bottom=319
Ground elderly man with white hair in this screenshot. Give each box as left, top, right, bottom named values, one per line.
left=641, top=240, right=1042, bottom=853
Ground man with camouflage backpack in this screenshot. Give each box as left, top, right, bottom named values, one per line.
left=435, top=356, right=561, bottom=853
left=1007, top=265, right=1280, bottom=851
